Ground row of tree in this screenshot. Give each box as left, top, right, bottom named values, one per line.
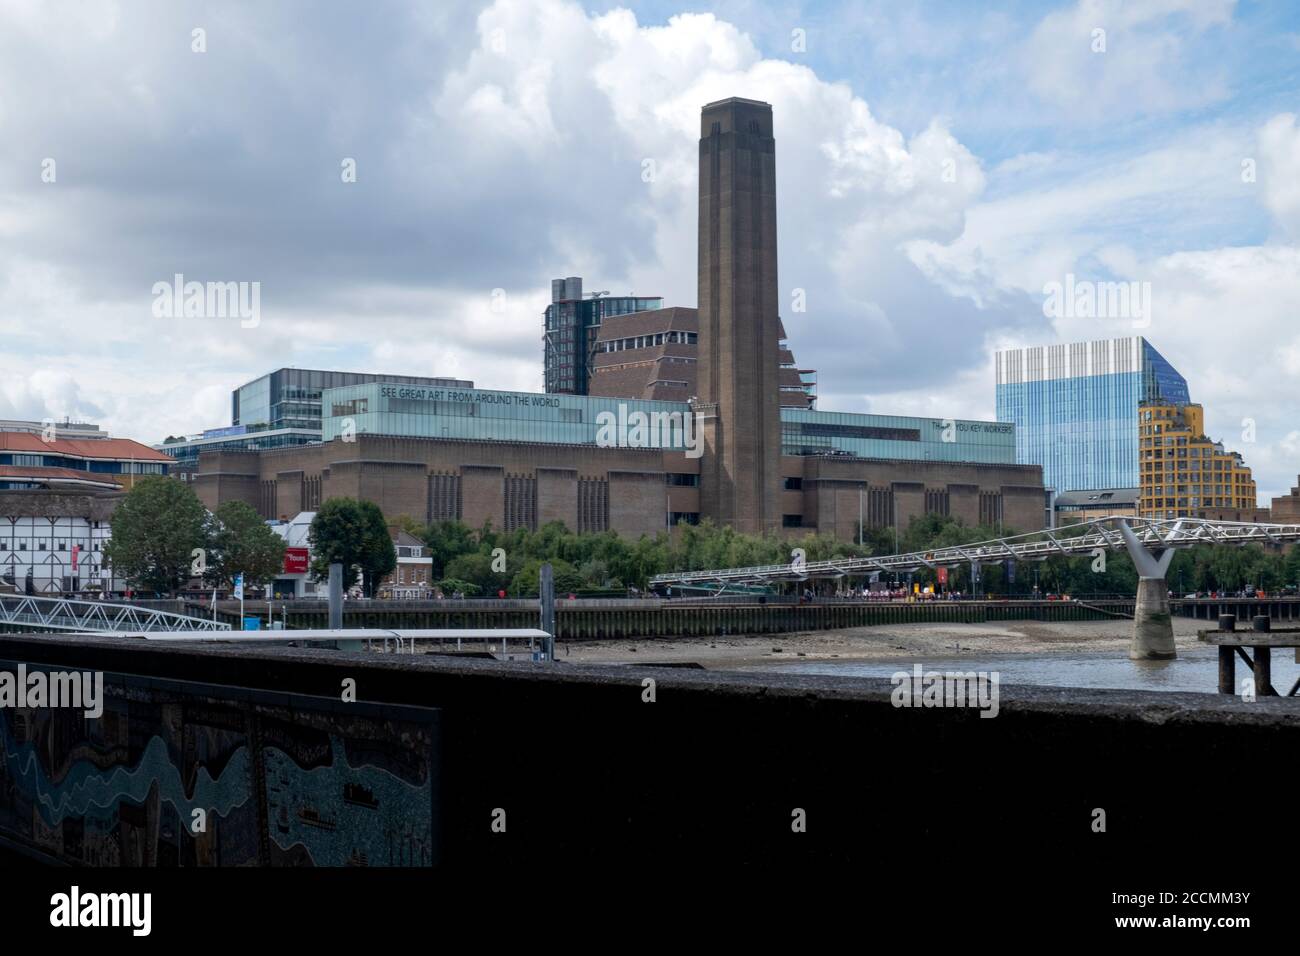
left=104, top=478, right=397, bottom=597
left=104, top=478, right=1300, bottom=598
left=393, top=511, right=1300, bottom=597
left=383, top=513, right=992, bottom=596
left=105, top=478, right=286, bottom=594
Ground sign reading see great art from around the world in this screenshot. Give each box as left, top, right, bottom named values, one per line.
left=379, top=385, right=560, bottom=408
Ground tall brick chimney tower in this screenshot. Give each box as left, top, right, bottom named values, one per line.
left=695, top=97, right=782, bottom=535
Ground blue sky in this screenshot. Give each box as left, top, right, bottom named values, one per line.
left=1, top=0, right=1298, bottom=496
left=600, top=1, right=1298, bottom=157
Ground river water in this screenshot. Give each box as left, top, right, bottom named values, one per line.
left=758, top=644, right=1300, bottom=695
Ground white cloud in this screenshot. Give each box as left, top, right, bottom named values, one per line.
left=5, top=0, right=991, bottom=448
left=1258, top=113, right=1300, bottom=238
left=1023, top=0, right=1236, bottom=120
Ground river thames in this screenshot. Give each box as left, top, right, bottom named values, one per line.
left=755, top=642, right=1300, bottom=694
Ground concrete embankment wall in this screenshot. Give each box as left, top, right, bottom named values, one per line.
left=189, top=596, right=1300, bottom=638
left=215, top=598, right=1129, bottom=637
left=0, top=631, right=1293, bottom=869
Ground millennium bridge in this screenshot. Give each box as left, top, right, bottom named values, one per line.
left=650, top=517, right=1300, bottom=660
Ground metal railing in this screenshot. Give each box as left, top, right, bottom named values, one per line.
left=0, top=595, right=231, bottom=633
left=138, top=627, right=552, bottom=658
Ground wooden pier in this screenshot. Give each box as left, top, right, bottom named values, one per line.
left=1199, top=614, right=1300, bottom=697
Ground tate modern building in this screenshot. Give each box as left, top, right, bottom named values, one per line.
left=188, top=99, right=1045, bottom=540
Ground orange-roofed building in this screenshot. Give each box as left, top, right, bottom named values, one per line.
left=0, top=431, right=171, bottom=491
left=0, top=424, right=172, bottom=594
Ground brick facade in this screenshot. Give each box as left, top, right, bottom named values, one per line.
left=697, top=98, right=784, bottom=535
left=193, top=434, right=1043, bottom=541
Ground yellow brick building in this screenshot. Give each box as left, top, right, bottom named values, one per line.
left=1138, top=403, right=1259, bottom=519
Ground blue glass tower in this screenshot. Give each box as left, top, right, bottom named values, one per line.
left=995, top=337, right=1189, bottom=492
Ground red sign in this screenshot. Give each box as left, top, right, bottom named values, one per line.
left=283, top=547, right=310, bottom=574
left=937, top=566, right=948, bottom=586
left=71, top=544, right=80, bottom=571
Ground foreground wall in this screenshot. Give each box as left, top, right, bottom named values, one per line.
left=0, top=632, right=1289, bottom=868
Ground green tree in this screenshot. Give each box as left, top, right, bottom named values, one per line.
left=577, top=557, right=612, bottom=589
left=1284, top=545, right=1300, bottom=590
left=358, top=501, right=398, bottom=594
left=443, top=551, right=506, bottom=594
left=207, top=500, right=286, bottom=589
left=103, top=476, right=211, bottom=596
left=307, top=498, right=396, bottom=596
left=508, top=558, right=583, bottom=597
left=389, top=514, right=427, bottom=540
left=434, top=577, right=482, bottom=597
left=852, top=522, right=895, bottom=555
left=423, top=520, right=478, bottom=578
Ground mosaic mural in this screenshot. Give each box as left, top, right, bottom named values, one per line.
left=0, top=663, right=438, bottom=866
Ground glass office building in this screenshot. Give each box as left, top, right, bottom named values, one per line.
left=995, top=336, right=1190, bottom=493
left=781, top=409, right=1015, bottom=463
left=322, top=381, right=1018, bottom=464
left=155, top=368, right=476, bottom=477
left=543, top=277, right=663, bottom=395
left=323, top=382, right=695, bottom=448
left=233, top=368, right=473, bottom=432
left=156, top=425, right=322, bottom=477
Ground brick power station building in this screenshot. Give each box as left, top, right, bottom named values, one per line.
left=192, top=98, right=1045, bottom=541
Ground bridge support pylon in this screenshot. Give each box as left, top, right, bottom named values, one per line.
left=1132, top=577, right=1176, bottom=660
left=1118, top=519, right=1179, bottom=661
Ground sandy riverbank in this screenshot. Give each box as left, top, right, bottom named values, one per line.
left=556, top=617, right=1211, bottom=669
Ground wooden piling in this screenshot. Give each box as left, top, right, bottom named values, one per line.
left=1256, top=646, right=1274, bottom=696
left=1218, top=646, right=1235, bottom=694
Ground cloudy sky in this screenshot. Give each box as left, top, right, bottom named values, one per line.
left=2, top=0, right=1298, bottom=496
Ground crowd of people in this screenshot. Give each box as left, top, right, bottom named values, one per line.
left=818, top=586, right=976, bottom=602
